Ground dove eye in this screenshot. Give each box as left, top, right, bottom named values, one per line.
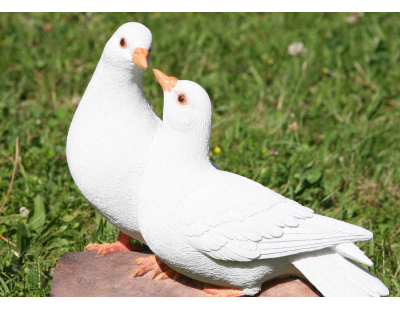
left=177, top=94, right=186, bottom=105
left=119, top=38, right=127, bottom=48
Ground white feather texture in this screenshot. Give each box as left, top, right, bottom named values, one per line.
left=138, top=78, right=389, bottom=296
left=291, top=249, right=388, bottom=297
left=67, top=23, right=160, bottom=242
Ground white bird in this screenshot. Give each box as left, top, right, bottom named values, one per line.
left=67, top=22, right=160, bottom=254
left=137, top=69, right=389, bottom=297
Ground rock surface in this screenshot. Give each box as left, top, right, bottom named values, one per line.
left=50, top=251, right=322, bottom=297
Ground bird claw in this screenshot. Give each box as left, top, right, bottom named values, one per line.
left=84, top=241, right=143, bottom=256
left=133, top=255, right=181, bottom=281
left=133, top=255, right=159, bottom=278
left=84, top=232, right=143, bottom=255
left=156, top=268, right=182, bottom=281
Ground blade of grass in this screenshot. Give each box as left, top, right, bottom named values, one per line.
left=0, top=276, right=10, bottom=295
left=0, top=137, right=19, bottom=217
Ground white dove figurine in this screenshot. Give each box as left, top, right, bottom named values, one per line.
left=67, top=22, right=160, bottom=254
left=137, top=69, right=389, bottom=297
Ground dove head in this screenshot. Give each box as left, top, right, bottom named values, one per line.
left=102, top=22, right=152, bottom=72
left=153, top=69, right=212, bottom=135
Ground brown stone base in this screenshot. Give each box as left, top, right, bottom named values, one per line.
left=50, top=251, right=322, bottom=297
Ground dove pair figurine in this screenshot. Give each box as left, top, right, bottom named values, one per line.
left=67, top=22, right=389, bottom=297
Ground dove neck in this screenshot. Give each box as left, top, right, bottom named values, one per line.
left=157, top=123, right=212, bottom=171
left=91, top=58, right=146, bottom=102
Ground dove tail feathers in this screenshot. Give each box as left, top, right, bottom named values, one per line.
left=333, top=242, right=373, bottom=266
left=290, top=248, right=389, bottom=297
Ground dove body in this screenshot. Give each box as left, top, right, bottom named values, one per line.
left=138, top=73, right=389, bottom=296
left=67, top=23, right=160, bottom=242
left=140, top=133, right=299, bottom=295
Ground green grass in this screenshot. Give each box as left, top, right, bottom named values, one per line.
left=0, top=12, right=399, bottom=296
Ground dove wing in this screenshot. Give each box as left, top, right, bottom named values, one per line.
left=182, top=171, right=372, bottom=262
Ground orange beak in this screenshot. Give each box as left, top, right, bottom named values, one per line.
left=132, top=47, right=149, bottom=69
left=153, top=69, right=178, bottom=92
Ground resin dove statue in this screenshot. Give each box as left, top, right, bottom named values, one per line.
left=137, top=69, right=389, bottom=297
left=66, top=22, right=160, bottom=254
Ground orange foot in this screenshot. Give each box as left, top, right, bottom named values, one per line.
left=84, top=231, right=143, bottom=255
left=133, top=255, right=181, bottom=281
left=204, top=287, right=245, bottom=297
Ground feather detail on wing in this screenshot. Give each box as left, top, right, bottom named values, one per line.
left=182, top=171, right=373, bottom=262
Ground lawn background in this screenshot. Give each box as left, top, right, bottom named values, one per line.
left=0, top=12, right=399, bottom=296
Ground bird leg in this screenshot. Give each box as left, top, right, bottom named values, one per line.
left=84, top=231, right=143, bottom=255
left=203, top=287, right=246, bottom=297
left=133, top=255, right=181, bottom=281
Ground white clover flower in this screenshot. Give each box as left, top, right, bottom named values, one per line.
left=346, top=13, right=364, bottom=24
left=288, top=121, right=300, bottom=132
left=72, top=97, right=81, bottom=105
left=288, top=42, right=307, bottom=56
left=268, top=149, right=279, bottom=156
left=19, top=206, right=30, bottom=218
